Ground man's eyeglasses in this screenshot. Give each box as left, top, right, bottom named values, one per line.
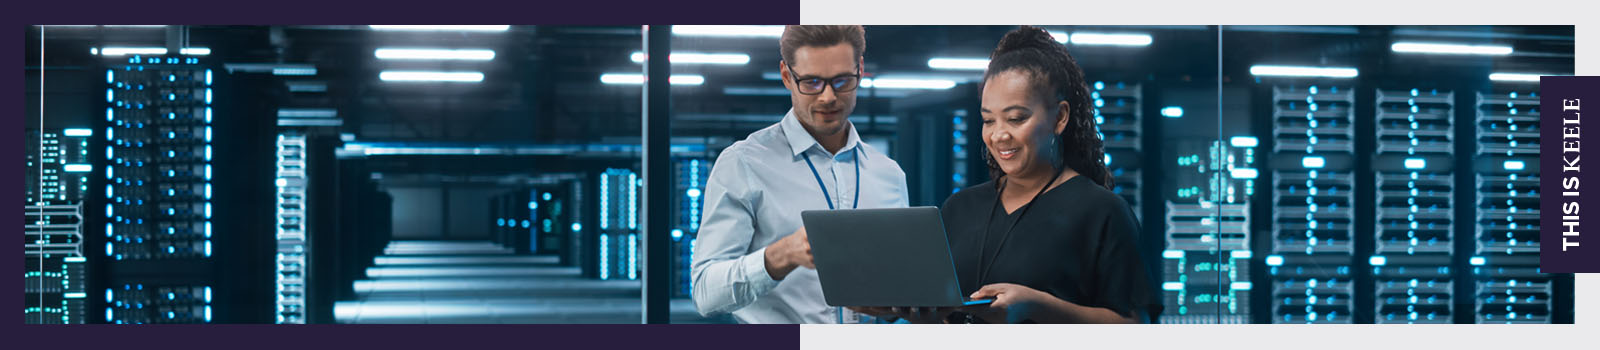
left=785, top=61, right=861, bottom=95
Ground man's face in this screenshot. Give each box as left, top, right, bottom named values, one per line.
left=781, top=43, right=860, bottom=138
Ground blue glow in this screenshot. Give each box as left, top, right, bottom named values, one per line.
left=1470, top=256, right=1486, bottom=266
left=106, top=89, right=114, bottom=102
left=599, top=234, right=610, bottom=280
left=1229, top=168, right=1259, bottom=179
left=206, top=69, right=213, bottom=86
left=571, top=223, right=582, bottom=232
left=1370, top=255, right=1387, bottom=266
left=1094, top=81, right=1104, bottom=90
left=1265, top=255, right=1284, bottom=266
left=1162, top=282, right=1184, bottom=291
left=106, top=69, right=114, bottom=83
left=205, top=88, right=213, bottom=104
left=1301, top=156, right=1326, bottom=169
left=671, top=229, right=684, bottom=240
left=628, top=233, right=638, bottom=280
left=1503, top=160, right=1525, bottom=171
left=600, top=174, right=609, bottom=230
left=687, top=188, right=702, bottom=198
left=1104, top=154, right=1111, bottom=166
left=1404, top=158, right=1426, bottom=169
left=1230, top=136, right=1259, bottom=148
left=1160, top=106, right=1184, bottom=118
left=1162, top=250, right=1183, bottom=259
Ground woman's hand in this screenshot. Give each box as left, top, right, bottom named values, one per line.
left=968, top=283, right=1053, bottom=323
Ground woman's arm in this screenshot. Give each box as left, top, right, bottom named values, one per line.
left=968, top=283, right=1140, bottom=324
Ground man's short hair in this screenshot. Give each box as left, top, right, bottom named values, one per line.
left=779, top=25, right=865, bottom=65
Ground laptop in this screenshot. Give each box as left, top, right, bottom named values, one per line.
left=801, top=206, right=992, bottom=307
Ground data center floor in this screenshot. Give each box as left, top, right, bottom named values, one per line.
left=335, top=241, right=725, bottom=324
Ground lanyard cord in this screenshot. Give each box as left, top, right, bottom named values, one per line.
left=974, top=166, right=1066, bottom=288
left=802, top=148, right=861, bottom=210
left=805, top=147, right=861, bottom=324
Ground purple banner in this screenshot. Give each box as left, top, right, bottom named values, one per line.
left=1541, top=76, right=1600, bottom=273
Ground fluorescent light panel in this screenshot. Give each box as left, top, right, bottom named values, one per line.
left=599, top=73, right=705, bottom=85
left=63, top=128, right=94, bottom=137
left=277, top=108, right=338, bottom=118
left=630, top=52, right=750, bottom=65
left=1391, top=42, right=1512, bottom=56
left=379, top=71, right=485, bottom=82
left=927, top=58, right=989, bottom=70
left=1250, top=65, right=1359, bottom=78
left=1489, top=73, right=1545, bottom=83
left=369, top=25, right=508, bottom=32
left=98, top=47, right=210, bottom=56
left=375, top=48, right=495, bottom=61
left=1069, top=33, right=1153, bottom=46
left=286, top=82, right=327, bottom=92
left=671, top=25, right=783, bottom=37
left=862, top=78, right=956, bottom=90
left=272, top=67, right=317, bottom=76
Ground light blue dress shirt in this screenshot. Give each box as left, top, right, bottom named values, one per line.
left=690, top=108, right=909, bottom=324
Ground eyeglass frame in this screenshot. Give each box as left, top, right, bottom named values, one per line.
left=784, top=60, right=862, bottom=95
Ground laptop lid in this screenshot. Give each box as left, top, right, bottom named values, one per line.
left=802, top=206, right=966, bottom=307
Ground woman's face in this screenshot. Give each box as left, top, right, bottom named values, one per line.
left=980, top=70, right=1069, bottom=179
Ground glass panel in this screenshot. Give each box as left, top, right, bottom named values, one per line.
left=1220, top=25, right=1576, bottom=324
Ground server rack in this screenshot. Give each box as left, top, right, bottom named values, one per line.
left=96, top=55, right=274, bottom=323
left=1472, top=89, right=1552, bottom=323
left=25, top=129, right=95, bottom=324
left=1372, top=88, right=1456, bottom=323
left=1267, top=85, right=1356, bottom=324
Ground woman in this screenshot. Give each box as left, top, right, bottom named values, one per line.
left=870, top=26, right=1158, bottom=324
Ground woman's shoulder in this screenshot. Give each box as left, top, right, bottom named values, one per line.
left=945, top=180, right=1000, bottom=207
left=1053, top=175, right=1135, bottom=217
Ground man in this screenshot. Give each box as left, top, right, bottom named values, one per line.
left=690, top=25, right=909, bottom=324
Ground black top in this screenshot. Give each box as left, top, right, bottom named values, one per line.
left=940, top=175, right=1161, bottom=322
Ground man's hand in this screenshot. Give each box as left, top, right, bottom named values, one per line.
left=763, top=227, right=813, bottom=280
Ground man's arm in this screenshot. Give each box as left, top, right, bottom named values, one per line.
left=690, top=152, right=781, bottom=316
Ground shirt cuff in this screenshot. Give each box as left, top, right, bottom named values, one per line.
left=743, top=246, right=782, bottom=294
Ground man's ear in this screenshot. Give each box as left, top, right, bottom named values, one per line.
left=779, top=60, right=793, bottom=91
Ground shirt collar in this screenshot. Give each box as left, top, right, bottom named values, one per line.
left=779, top=108, right=864, bottom=159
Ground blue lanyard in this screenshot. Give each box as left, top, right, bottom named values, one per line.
left=802, top=148, right=860, bottom=210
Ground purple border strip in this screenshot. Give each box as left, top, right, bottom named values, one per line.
left=1540, top=76, right=1600, bottom=273
left=13, top=0, right=799, bottom=25
left=16, top=324, right=800, bottom=349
